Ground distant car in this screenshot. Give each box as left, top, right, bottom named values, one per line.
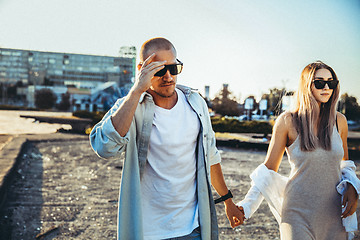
left=251, top=115, right=268, bottom=120
left=238, top=115, right=268, bottom=121
left=238, top=115, right=249, bottom=121
left=348, top=120, right=356, bottom=126
left=347, top=120, right=360, bottom=130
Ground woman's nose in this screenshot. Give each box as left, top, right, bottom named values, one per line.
left=323, top=82, right=330, bottom=89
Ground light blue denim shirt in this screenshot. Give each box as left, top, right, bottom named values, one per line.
left=90, top=85, right=221, bottom=240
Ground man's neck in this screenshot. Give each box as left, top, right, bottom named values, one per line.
left=148, top=89, right=178, bottom=110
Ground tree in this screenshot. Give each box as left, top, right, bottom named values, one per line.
left=6, top=83, right=17, bottom=99
left=35, top=88, right=57, bottom=109
left=261, top=88, right=287, bottom=116
left=211, top=84, right=241, bottom=116
left=57, top=92, right=71, bottom=111
left=44, top=77, right=54, bottom=86
left=339, top=94, right=360, bottom=121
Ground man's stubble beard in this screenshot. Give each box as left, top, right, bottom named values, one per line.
left=152, top=88, right=176, bottom=98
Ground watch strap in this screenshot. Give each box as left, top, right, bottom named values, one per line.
left=214, top=190, right=233, bottom=204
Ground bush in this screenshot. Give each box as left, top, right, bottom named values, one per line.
left=35, top=88, right=57, bottom=109
left=72, top=111, right=273, bottom=135
left=56, top=93, right=71, bottom=111
left=211, top=116, right=273, bottom=134
left=0, top=105, right=37, bottom=111
left=73, top=110, right=105, bottom=125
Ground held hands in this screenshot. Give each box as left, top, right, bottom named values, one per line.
left=224, top=199, right=246, bottom=228
left=133, top=53, right=166, bottom=94
left=342, top=183, right=358, bottom=218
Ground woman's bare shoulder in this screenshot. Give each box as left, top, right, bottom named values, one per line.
left=336, top=111, right=347, bottom=122
left=275, top=111, right=295, bottom=128
left=275, top=111, right=298, bottom=144
left=336, top=112, right=348, bottom=130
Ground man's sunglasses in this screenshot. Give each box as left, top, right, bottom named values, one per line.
left=312, top=79, right=339, bottom=89
left=154, top=59, right=183, bottom=77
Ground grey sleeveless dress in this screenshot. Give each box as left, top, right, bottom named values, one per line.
left=280, top=127, right=347, bottom=240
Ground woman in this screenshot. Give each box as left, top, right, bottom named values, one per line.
left=238, top=61, right=359, bottom=240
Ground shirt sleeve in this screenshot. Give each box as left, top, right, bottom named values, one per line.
left=89, top=98, right=130, bottom=159
left=199, top=95, right=221, bottom=166
left=237, top=184, right=264, bottom=219
left=339, top=160, right=360, bottom=197
left=208, top=128, right=221, bottom=165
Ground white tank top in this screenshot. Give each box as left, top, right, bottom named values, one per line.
left=141, top=88, right=200, bottom=239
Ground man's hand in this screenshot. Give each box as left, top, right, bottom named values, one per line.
left=134, top=53, right=166, bottom=94
left=209, top=164, right=245, bottom=227
left=224, top=199, right=245, bottom=228
left=342, top=184, right=358, bottom=218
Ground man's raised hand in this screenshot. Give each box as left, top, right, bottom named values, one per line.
left=134, top=53, right=166, bottom=94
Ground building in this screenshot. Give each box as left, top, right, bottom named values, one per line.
left=0, top=47, right=136, bottom=109
left=204, top=85, right=210, bottom=101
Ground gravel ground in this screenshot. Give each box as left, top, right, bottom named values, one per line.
left=0, top=139, right=121, bottom=239
left=216, top=148, right=290, bottom=240
left=0, top=138, right=360, bottom=239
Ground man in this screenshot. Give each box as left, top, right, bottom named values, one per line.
left=90, top=37, right=244, bottom=240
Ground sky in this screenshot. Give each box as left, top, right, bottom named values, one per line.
left=0, top=0, right=359, bottom=102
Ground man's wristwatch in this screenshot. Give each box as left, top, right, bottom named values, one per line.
left=214, top=190, right=233, bottom=204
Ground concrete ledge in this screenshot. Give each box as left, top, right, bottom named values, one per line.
left=216, top=139, right=269, bottom=151
left=20, top=115, right=92, bottom=132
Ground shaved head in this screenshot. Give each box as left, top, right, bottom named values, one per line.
left=140, top=37, right=176, bottom=62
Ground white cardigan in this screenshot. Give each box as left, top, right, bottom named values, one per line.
left=238, top=160, right=360, bottom=240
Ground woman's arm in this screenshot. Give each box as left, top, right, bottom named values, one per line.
left=337, top=112, right=349, bottom=160
left=264, top=112, right=291, bottom=172
left=237, top=112, right=291, bottom=221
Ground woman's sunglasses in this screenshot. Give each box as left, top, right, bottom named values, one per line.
left=312, top=79, right=339, bottom=89
left=154, top=59, right=183, bottom=77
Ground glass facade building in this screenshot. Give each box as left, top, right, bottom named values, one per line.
left=0, top=47, right=135, bottom=90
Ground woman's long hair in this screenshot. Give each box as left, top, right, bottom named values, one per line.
left=292, top=61, right=340, bottom=151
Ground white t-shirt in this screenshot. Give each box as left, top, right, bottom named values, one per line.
left=141, top=88, right=200, bottom=240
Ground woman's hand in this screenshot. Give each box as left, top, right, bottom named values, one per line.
left=224, top=199, right=245, bottom=227
left=342, top=184, right=358, bottom=218
left=235, top=205, right=246, bottom=225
